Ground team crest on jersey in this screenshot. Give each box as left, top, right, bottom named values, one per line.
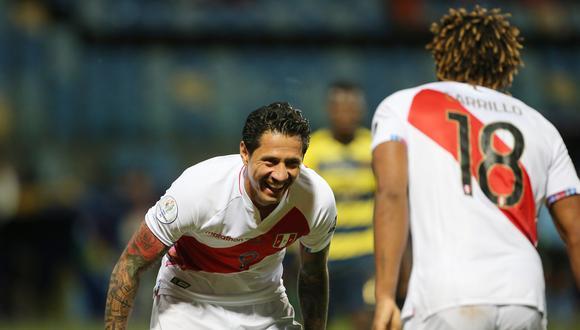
left=155, top=196, right=178, bottom=224
left=273, top=233, right=297, bottom=248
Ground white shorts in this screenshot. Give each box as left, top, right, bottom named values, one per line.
left=403, top=305, right=545, bottom=330
left=150, top=294, right=303, bottom=330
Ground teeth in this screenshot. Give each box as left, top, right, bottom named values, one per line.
left=266, top=183, right=283, bottom=191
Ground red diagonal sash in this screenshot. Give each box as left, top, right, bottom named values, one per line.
left=408, top=89, right=537, bottom=245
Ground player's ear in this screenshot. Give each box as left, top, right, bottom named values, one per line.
left=240, top=141, right=249, bottom=165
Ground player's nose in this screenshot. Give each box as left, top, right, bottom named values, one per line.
left=270, top=164, right=289, bottom=182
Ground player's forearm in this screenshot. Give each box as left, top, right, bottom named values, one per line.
left=373, top=190, right=409, bottom=302
left=560, top=212, right=580, bottom=288
left=298, top=264, right=329, bottom=330
left=104, top=257, right=141, bottom=330
left=566, top=239, right=580, bottom=288
left=549, top=195, right=580, bottom=289
left=104, top=221, right=168, bottom=329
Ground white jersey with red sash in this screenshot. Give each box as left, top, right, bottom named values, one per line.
left=145, top=155, right=337, bottom=306
left=371, top=81, right=580, bottom=319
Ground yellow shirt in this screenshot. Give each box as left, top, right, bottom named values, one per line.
left=304, top=128, right=374, bottom=261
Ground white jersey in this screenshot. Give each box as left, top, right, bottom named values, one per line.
left=145, top=154, right=336, bottom=306
left=371, top=81, right=580, bottom=319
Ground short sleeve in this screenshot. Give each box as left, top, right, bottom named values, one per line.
left=545, top=128, right=580, bottom=206
left=299, top=190, right=337, bottom=253
left=145, top=170, right=199, bottom=246
left=371, top=98, right=407, bottom=151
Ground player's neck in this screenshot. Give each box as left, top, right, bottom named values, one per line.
left=257, top=204, right=277, bottom=220
left=332, top=131, right=355, bottom=145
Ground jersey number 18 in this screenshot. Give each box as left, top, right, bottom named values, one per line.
left=447, top=112, right=525, bottom=207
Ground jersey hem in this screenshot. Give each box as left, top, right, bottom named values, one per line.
left=155, top=278, right=288, bottom=306
left=403, top=298, right=546, bottom=321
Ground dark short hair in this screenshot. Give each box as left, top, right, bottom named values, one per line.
left=242, top=102, right=311, bottom=155
left=426, top=6, right=524, bottom=90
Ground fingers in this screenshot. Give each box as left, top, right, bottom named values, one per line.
left=390, top=307, right=402, bottom=330
left=372, top=300, right=402, bottom=330
left=371, top=308, right=389, bottom=330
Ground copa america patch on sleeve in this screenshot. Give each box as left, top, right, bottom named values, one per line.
left=155, top=196, right=178, bottom=224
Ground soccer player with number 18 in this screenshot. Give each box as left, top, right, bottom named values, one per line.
left=371, top=6, right=580, bottom=330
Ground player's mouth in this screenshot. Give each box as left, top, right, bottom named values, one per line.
left=262, top=181, right=287, bottom=198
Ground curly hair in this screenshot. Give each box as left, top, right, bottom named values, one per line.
left=242, top=102, right=311, bottom=155
left=426, top=6, right=524, bottom=90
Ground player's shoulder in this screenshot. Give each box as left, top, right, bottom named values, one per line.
left=290, top=168, right=336, bottom=229
left=477, top=85, right=560, bottom=133
left=293, top=166, right=335, bottom=205
left=175, top=154, right=242, bottom=191
left=166, top=154, right=242, bottom=217
left=506, top=93, right=557, bottom=130
left=184, top=154, right=241, bottom=173
left=452, top=83, right=564, bottom=144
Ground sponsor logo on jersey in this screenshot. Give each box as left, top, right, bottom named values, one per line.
left=155, top=196, right=178, bottom=224
left=204, top=231, right=246, bottom=242
left=272, top=233, right=297, bottom=248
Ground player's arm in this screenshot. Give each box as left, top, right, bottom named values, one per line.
left=105, top=221, right=169, bottom=330
left=548, top=195, right=580, bottom=288
left=298, top=243, right=330, bottom=330
left=371, top=141, right=409, bottom=330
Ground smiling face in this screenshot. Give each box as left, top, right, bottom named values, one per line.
left=240, top=131, right=304, bottom=213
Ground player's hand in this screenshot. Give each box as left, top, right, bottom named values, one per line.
left=372, top=298, right=401, bottom=330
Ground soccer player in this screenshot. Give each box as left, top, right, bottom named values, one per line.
left=104, top=102, right=337, bottom=330
left=303, top=81, right=375, bottom=329
left=371, top=6, right=580, bottom=330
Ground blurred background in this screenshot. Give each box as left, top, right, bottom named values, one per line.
left=0, top=0, right=579, bottom=329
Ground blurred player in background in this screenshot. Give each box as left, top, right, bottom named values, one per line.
left=304, top=81, right=375, bottom=329
left=105, top=102, right=337, bottom=330
left=371, top=6, right=580, bottom=330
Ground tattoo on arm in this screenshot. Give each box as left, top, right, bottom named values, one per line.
left=104, top=222, right=168, bottom=330
left=298, top=244, right=329, bottom=330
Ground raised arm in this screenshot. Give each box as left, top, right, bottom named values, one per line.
left=371, top=141, right=409, bottom=330
left=105, top=221, right=169, bottom=330
left=548, top=195, right=580, bottom=288
left=298, top=243, right=330, bottom=330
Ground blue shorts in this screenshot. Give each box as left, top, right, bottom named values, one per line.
left=328, top=254, right=374, bottom=318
